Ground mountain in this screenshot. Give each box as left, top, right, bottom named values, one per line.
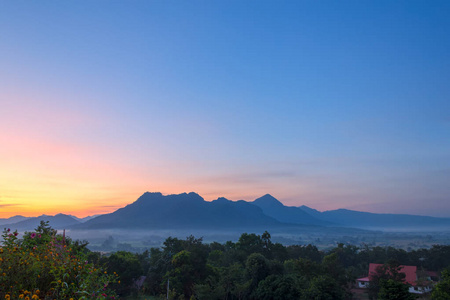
left=0, top=215, right=29, bottom=225
left=76, top=192, right=283, bottom=230
left=69, top=214, right=101, bottom=223
left=1, top=214, right=80, bottom=231
left=251, top=194, right=330, bottom=226
left=8, top=191, right=444, bottom=233
left=298, top=207, right=450, bottom=230
left=298, top=205, right=322, bottom=218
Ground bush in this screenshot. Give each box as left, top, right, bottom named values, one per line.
left=0, top=222, right=118, bottom=299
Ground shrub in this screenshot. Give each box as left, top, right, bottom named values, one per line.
left=0, top=222, right=118, bottom=299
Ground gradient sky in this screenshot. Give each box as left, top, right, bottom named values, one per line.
left=1, top=1, right=449, bottom=218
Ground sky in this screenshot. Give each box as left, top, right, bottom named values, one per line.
left=0, top=1, right=449, bottom=218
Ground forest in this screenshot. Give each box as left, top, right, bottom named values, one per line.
left=1, top=222, right=450, bottom=300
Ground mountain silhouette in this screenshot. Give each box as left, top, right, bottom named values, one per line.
left=76, top=192, right=283, bottom=230
left=1, top=214, right=80, bottom=231
left=69, top=214, right=102, bottom=223
left=252, top=194, right=330, bottom=226
left=75, top=192, right=450, bottom=231
left=6, top=192, right=449, bottom=232
left=0, top=215, right=29, bottom=226
left=298, top=207, right=450, bottom=229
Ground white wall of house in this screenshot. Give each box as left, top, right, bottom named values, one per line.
left=356, top=280, right=433, bottom=294
left=357, top=281, right=369, bottom=288
left=409, top=285, right=432, bottom=294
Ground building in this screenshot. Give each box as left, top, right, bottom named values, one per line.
left=356, top=263, right=436, bottom=294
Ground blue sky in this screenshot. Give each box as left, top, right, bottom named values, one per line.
left=0, top=1, right=449, bottom=217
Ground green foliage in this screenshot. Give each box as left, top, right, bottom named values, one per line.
left=245, top=253, right=269, bottom=283
left=147, top=236, right=211, bottom=299
left=330, top=243, right=360, bottom=268
left=286, top=244, right=323, bottom=262
left=432, top=268, right=450, bottom=300
left=145, top=247, right=167, bottom=295
left=0, top=223, right=117, bottom=299
left=225, top=262, right=250, bottom=299
left=8, top=229, right=440, bottom=300
left=245, top=252, right=270, bottom=298
left=237, top=233, right=263, bottom=256
left=142, top=233, right=450, bottom=299
left=255, top=274, right=303, bottom=300
left=303, top=275, right=347, bottom=300
left=378, top=279, right=415, bottom=300
left=105, top=250, right=143, bottom=295
left=284, top=257, right=322, bottom=279
left=167, top=250, right=195, bottom=298
left=368, top=260, right=407, bottom=300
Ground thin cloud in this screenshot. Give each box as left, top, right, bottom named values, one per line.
left=0, top=204, right=20, bottom=208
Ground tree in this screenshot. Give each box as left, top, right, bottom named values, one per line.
left=378, top=279, right=414, bottom=300
left=330, top=243, right=359, bottom=268
left=105, top=251, right=143, bottom=295
left=368, top=260, right=407, bottom=300
left=255, top=274, right=302, bottom=300
left=218, top=262, right=249, bottom=300
left=168, top=250, right=195, bottom=298
left=284, top=258, right=322, bottom=279
left=432, top=268, right=450, bottom=300
left=194, top=281, right=224, bottom=300
left=163, top=236, right=184, bottom=255
left=302, top=275, right=346, bottom=300
left=245, top=252, right=269, bottom=297
left=145, top=247, right=168, bottom=295
left=166, top=236, right=210, bottom=300
left=261, top=231, right=272, bottom=250
left=287, top=244, right=323, bottom=262
left=428, top=245, right=450, bottom=271
left=322, top=252, right=351, bottom=290
left=237, top=233, right=263, bottom=257
left=0, top=225, right=117, bottom=299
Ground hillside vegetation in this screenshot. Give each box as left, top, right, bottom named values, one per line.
left=2, top=223, right=450, bottom=299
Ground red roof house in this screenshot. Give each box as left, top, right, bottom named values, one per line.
left=356, top=263, right=435, bottom=294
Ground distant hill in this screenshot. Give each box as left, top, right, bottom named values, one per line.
left=0, top=215, right=29, bottom=226
left=1, top=214, right=80, bottom=231
left=69, top=214, right=101, bottom=223
left=298, top=205, right=322, bottom=218
left=75, top=192, right=283, bottom=230
left=251, top=194, right=331, bottom=226
left=298, top=206, right=450, bottom=230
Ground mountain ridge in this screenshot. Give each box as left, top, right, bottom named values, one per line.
left=252, top=195, right=330, bottom=226
left=298, top=206, right=450, bottom=229
left=3, top=192, right=450, bottom=232
left=74, top=192, right=283, bottom=230
left=0, top=214, right=80, bottom=231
